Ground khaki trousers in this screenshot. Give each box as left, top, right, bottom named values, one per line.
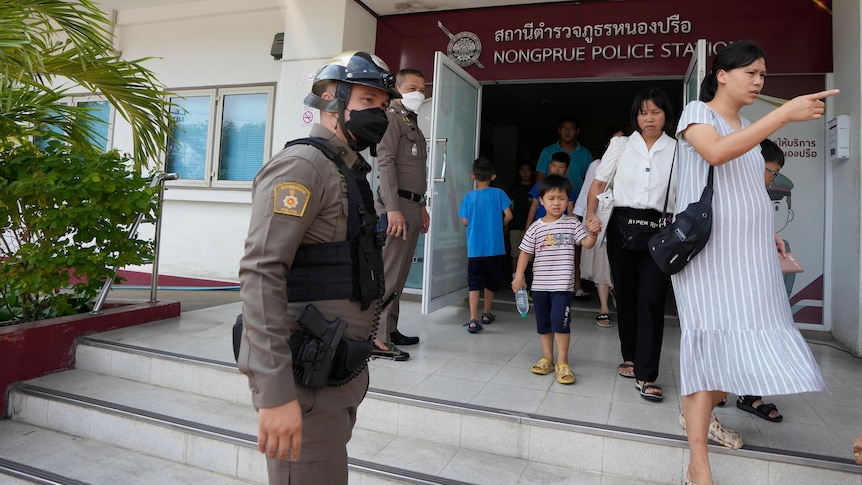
left=378, top=200, right=423, bottom=338
left=265, top=369, right=369, bottom=485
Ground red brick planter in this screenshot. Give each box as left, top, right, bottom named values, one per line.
left=0, top=299, right=181, bottom=416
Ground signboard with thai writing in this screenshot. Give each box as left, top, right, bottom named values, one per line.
left=376, top=0, right=832, bottom=83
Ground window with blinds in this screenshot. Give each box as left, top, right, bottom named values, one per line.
left=165, top=85, right=274, bottom=186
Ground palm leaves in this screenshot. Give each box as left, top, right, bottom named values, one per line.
left=0, top=0, right=174, bottom=168
left=0, top=1, right=174, bottom=323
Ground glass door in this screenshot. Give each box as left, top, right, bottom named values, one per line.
left=421, top=51, right=481, bottom=314
left=684, top=39, right=707, bottom=104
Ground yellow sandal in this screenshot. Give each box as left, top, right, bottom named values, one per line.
left=555, top=363, right=575, bottom=384
left=531, top=358, right=553, bottom=375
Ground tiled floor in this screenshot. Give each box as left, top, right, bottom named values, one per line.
left=91, top=293, right=862, bottom=464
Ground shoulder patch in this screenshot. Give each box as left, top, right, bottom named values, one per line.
left=274, top=182, right=311, bottom=217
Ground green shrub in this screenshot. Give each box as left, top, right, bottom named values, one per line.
left=0, top=140, right=158, bottom=325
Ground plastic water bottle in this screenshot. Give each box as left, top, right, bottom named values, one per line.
left=513, top=274, right=529, bottom=318
left=515, top=287, right=529, bottom=318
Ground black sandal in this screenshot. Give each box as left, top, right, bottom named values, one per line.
left=617, top=362, right=635, bottom=378
left=635, top=380, right=663, bottom=402
left=737, top=395, right=782, bottom=422
left=595, top=313, right=612, bottom=328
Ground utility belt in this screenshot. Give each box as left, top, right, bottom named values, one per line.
left=232, top=307, right=372, bottom=389
left=397, top=189, right=425, bottom=203
left=287, top=304, right=373, bottom=389
left=612, top=207, right=666, bottom=250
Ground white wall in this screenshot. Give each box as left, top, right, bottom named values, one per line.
left=830, top=0, right=862, bottom=355
left=115, top=0, right=285, bottom=89
left=112, top=0, right=378, bottom=281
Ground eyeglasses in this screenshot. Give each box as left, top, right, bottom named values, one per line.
left=765, top=167, right=779, bottom=180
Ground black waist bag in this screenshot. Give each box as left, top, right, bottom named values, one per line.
left=648, top=166, right=714, bottom=276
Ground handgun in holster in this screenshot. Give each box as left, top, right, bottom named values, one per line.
left=288, top=304, right=347, bottom=389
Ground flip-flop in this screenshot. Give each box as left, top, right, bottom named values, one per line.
left=635, top=380, right=663, bottom=402
left=573, top=288, right=591, bottom=300
left=736, top=395, right=783, bottom=422
left=617, top=362, right=635, bottom=378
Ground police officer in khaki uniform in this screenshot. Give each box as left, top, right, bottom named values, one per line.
left=237, top=51, right=399, bottom=485
left=372, top=68, right=429, bottom=360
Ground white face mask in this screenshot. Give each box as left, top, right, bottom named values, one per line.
left=400, top=91, right=425, bottom=113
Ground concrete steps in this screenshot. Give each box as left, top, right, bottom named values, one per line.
left=1, top=338, right=858, bottom=484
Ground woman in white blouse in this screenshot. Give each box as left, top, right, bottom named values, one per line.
left=585, top=87, right=677, bottom=402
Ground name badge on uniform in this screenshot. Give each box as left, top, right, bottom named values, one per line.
left=411, top=144, right=418, bottom=156
left=274, top=182, right=310, bottom=217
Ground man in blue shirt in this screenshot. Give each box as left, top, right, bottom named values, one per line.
left=535, top=114, right=593, bottom=300
left=536, top=114, right=593, bottom=196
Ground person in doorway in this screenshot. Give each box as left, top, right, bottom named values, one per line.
left=237, top=51, right=400, bottom=485
left=672, top=41, right=833, bottom=485
left=508, top=161, right=535, bottom=273
left=762, top=138, right=797, bottom=296
left=574, top=125, right=625, bottom=328
left=372, top=68, right=430, bottom=361
left=525, top=152, right=575, bottom=226
left=585, top=87, right=677, bottom=403
left=459, top=156, right=513, bottom=333
left=536, top=114, right=593, bottom=300
left=513, top=175, right=599, bottom=385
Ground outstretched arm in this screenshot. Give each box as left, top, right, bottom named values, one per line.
left=684, top=90, right=839, bottom=166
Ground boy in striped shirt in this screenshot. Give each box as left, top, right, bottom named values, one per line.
left=512, top=175, right=599, bottom=384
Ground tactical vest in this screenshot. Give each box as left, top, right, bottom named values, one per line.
left=282, top=137, right=385, bottom=311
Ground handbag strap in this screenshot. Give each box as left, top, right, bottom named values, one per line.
left=605, top=135, right=629, bottom=191
left=658, top=143, right=678, bottom=225
left=658, top=145, right=713, bottom=225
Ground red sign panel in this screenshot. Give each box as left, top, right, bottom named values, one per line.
left=376, top=0, right=832, bottom=83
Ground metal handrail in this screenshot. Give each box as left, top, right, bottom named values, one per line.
left=91, top=172, right=179, bottom=313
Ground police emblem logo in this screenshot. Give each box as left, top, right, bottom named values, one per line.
left=274, top=182, right=310, bottom=217
left=438, top=21, right=484, bottom=69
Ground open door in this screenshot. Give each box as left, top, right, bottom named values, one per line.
left=421, top=51, right=481, bottom=314
left=684, top=39, right=707, bottom=104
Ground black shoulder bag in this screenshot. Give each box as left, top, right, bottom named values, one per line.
left=647, top=150, right=714, bottom=276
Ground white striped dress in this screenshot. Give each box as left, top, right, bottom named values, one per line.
left=672, top=101, right=825, bottom=397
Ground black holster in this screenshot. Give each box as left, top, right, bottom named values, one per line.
left=287, top=304, right=372, bottom=388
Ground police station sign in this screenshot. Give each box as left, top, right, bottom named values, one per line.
left=376, top=0, right=832, bottom=83
left=492, top=39, right=730, bottom=64
left=490, top=14, right=730, bottom=64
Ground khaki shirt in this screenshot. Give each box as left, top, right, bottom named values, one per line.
left=375, top=101, right=427, bottom=213
left=238, top=124, right=376, bottom=409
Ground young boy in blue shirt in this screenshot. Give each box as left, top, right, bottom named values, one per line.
left=525, top=151, right=576, bottom=225
left=459, top=157, right=513, bottom=333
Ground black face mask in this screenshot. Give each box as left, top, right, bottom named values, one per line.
left=344, top=107, right=389, bottom=152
